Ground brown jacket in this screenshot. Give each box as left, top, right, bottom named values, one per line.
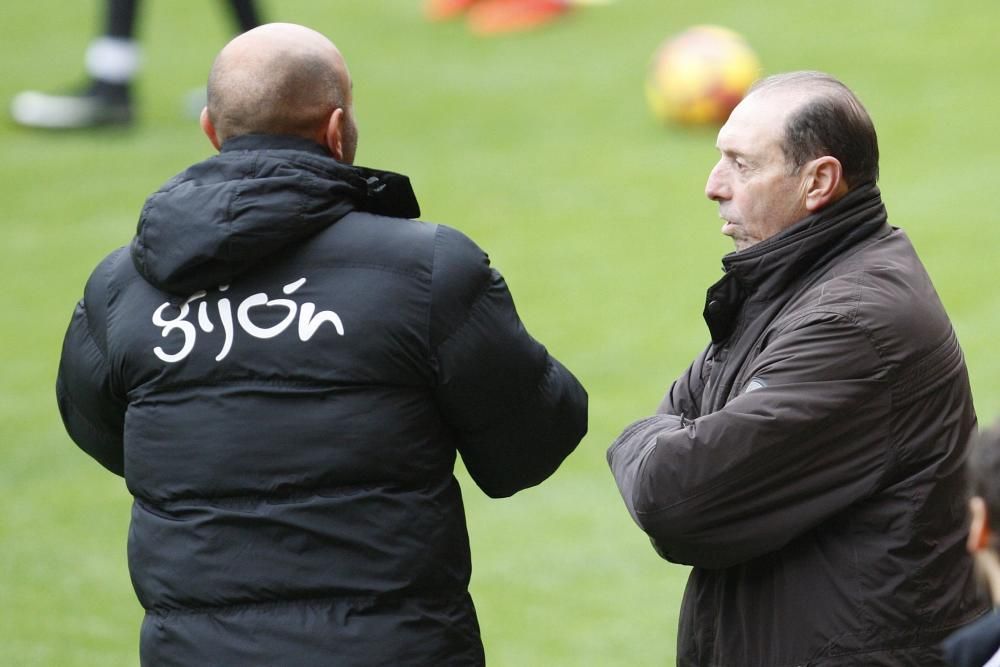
left=609, top=184, right=987, bottom=666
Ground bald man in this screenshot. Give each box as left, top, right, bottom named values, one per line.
left=608, top=72, right=987, bottom=665
left=56, top=23, right=587, bottom=665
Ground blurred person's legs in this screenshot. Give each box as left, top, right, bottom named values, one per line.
left=10, top=0, right=261, bottom=129
left=11, top=0, right=138, bottom=128
left=228, top=0, right=262, bottom=31
left=182, top=0, right=262, bottom=117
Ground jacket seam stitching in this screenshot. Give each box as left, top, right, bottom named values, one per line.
left=430, top=274, right=492, bottom=357
left=145, top=590, right=471, bottom=618
left=131, top=480, right=440, bottom=508
left=126, top=377, right=425, bottom=401
left=427, top=224, right=439, bottom=368
left=58, top=374, right=120, bottom=447
left=80, top=253, right=121, bottom=379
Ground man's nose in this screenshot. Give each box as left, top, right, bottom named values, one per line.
left=705, top=162, right=728, bottom=201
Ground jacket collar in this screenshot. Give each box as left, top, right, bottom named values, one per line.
left=703, top=183, right=889, bottom=343
left=218, top=134, right=421, bottom=219
left=132, top=134, right=421, bottom=295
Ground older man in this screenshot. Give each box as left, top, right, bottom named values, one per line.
left=608, top=71, right=987, bottom=665
left=56, top=23, right=587, bottom=665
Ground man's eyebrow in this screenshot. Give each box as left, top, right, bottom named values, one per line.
left=718, top=146, right=749, bottom=160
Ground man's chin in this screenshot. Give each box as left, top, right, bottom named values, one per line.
left=721, top=223, right=743, bottom=250
left=728, top=236, right=754, bottom=253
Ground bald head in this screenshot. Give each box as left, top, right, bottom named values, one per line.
left=203, top=23, right=357, bottom=160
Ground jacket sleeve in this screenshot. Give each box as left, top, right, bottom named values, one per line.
left=608, top=312, right=891, bottom=569
left=657, top=345, right=709, bottom=417
left=430, top=226, right=588, bottom=498
left=55, top=258, right=127, bottom=476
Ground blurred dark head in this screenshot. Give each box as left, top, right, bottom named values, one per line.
left=968, top=424, right=1000, bottom=538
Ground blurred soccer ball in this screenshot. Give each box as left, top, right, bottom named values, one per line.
left=645, top=25, right=761, bottom=126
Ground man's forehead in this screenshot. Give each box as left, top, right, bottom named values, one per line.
left=716, top=92, right=796, bottom=155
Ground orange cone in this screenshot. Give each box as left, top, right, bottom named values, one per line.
left=425, top=0, right=480, bottom=21
left=466, top=0, right=572, bottom=35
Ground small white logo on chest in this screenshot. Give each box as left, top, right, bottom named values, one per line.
left=151, top=277, right=344, bottom=363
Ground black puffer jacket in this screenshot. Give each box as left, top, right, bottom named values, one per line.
left=56, top=134, right=588, bottom=666
left=609, top=185, right=987, bottom=666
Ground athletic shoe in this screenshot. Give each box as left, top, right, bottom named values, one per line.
left=10, top=81, right=132, bottom=129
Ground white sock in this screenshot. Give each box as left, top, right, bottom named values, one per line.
left=85, top=37, right=141, bottom=84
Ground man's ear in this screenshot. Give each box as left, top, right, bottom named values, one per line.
left=324, top=107, right=345, bottom=161
left=200, top=107, right=221, bottom=151
left=969, top=496, right=992, bottom=553
left=804, top=156, right=848, bottom=211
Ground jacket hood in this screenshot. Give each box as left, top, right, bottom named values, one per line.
left=131, top=134, right=420, bottom=295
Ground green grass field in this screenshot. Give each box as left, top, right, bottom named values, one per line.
left=2, top=1, right=999, bottom=664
